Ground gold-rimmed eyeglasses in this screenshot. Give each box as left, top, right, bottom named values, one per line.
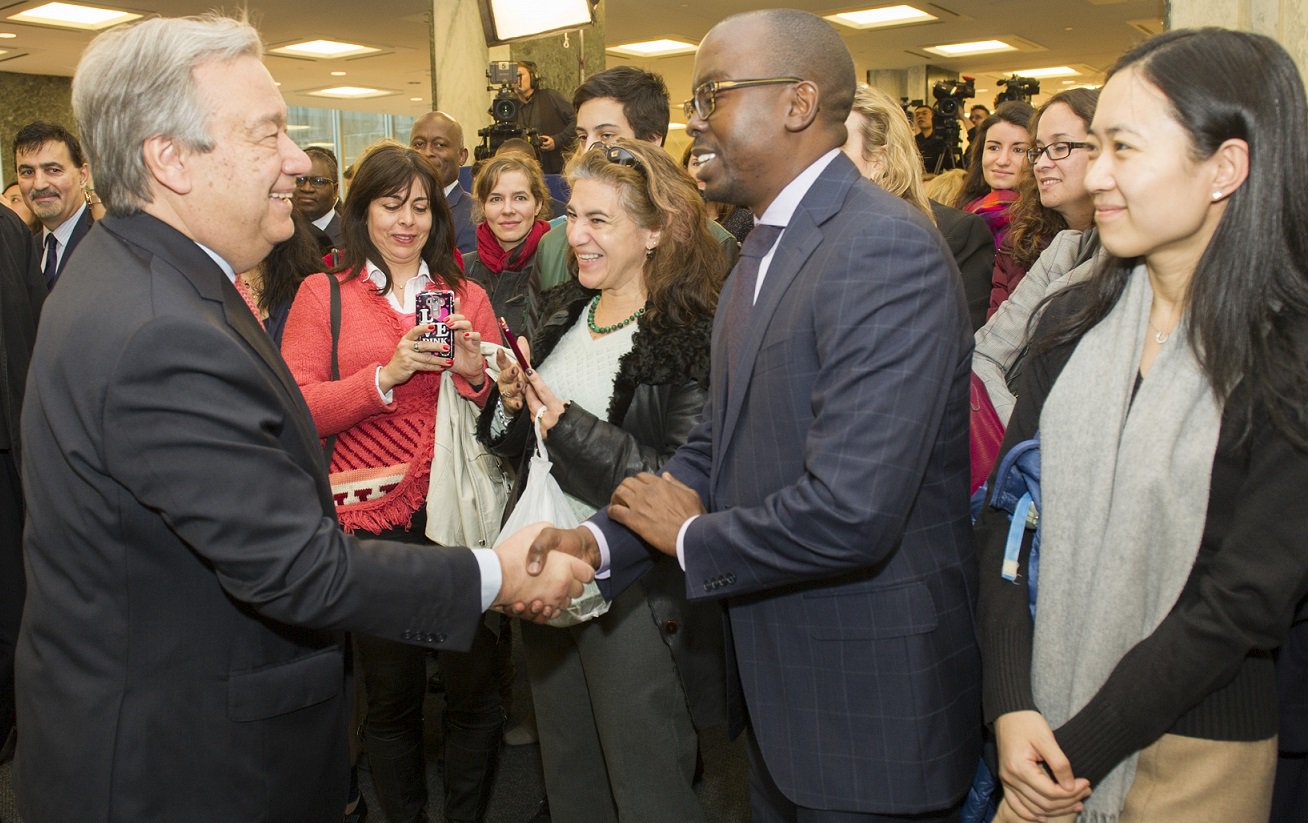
left=682, top=77, right=804, bottom=121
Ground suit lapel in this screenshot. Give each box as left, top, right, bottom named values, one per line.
left=715, top=214, right=821, bottom=463
left=101, top=214, right=325, bottom=470
left=711, top=154, right=861, bottom=472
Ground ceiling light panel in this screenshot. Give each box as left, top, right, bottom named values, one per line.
left=307, top=86, right=395, bottom=99
left=924, top=39, right=1016, bottom=57
left=1003, top=65, right=1079, bottom=78
left=824, top=5, right=937, bottom=30
left=8, top=2, right=141, bottom=30
left=269, top=39, right=381, bottom=59
left=606, top=38, right=697, bottom=58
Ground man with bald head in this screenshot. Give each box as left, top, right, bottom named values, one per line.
left=410, top=110, right=475, bottom=254
left=526, top=8, right=981, bottom=821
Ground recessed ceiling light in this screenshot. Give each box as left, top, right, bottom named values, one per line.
left=606, top=38, right=697, bottom=58
left=330, top=71, right=347, bottom=76
left=286, top=125, right=311, bottom=131
left=409, top=97, right=423, bottom=102
left=667, top=123, right=686, bottom=130
left=308, top=85, right=394, bottom=99
left=1004, top=66, right=1079, bottom=78
left=8, top=2, right=142, bottom=30
left=0, top=32, right=17, bottom=38
left=825, top=5, right=937, bottom=30
left=924, top=40, right=1016, bottom=57
left=269, top=39, right=381, bottom=59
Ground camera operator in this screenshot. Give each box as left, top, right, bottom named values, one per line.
left=514, top=61, right=575, bottom=175
left=913, top=104, right=950, bottom=178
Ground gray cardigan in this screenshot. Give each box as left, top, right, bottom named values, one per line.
left=972, top=228, right=1102, bottom=424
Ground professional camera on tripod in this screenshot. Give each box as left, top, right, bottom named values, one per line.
left=995, top=75, right=1041, bottom=106
left=474, top=61, right=539, bottom=161
left=928, top=76, right=975, bottom=174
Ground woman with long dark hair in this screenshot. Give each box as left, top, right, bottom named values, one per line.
left=480, top=139, right=728, bottom=822
left=281, top=142, right=504, bottom=823
left=953, top=101, right=1035, bottom=251
left=980, top=28, right=1308, bottom=823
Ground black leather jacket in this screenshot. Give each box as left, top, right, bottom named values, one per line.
left=477, top=279, right=725, bottom=728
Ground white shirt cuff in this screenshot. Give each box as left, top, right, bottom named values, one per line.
left=675, top=515, right=698, bottom=571
left=470, top=548, right=502, bottom=612
left=375, top=366, right=394, bottom=403
left=580, top=521, right=611, bottom=580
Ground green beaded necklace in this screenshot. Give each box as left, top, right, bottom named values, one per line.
left=587, top=294, right=645, bottom=335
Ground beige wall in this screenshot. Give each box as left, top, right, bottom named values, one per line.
left=1168, top=0, right=1308, bottom=80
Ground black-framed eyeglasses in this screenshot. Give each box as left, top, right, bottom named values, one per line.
left=1025, top=141, right=1092, bottom=164
left=682, top=76, right=804, bottom=121
left=295, top=175, right=335, bottom=189
left=598, top=143, right=647, bottom=178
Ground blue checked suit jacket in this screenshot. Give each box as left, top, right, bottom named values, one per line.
left=593, top=152, right=982, bottom=815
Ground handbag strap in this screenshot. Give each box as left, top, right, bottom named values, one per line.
left=322, top=273, right=342, bottom=466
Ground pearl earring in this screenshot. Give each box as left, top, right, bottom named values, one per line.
left=1211, top=190, right=1222, bottom=201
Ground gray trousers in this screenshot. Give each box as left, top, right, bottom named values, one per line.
left=521, top=582, right=705, bottom=823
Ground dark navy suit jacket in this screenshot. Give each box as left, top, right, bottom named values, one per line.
left=17, top=213, right=484, bottom=821
left=445, top=183, right=476, bottom=256
left=594, top=153, right=982, bottom=814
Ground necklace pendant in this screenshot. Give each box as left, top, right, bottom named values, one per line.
left=1154, top=330, right=1169, bottom=344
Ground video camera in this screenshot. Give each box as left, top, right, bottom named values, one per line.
left=474, top=61, right=539, bottom=161
left=928, top=76, right=975, bottom=173
left=995, top=75, right=1041, bottom=106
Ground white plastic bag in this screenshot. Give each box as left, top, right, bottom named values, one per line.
left=493, top=407, right=610, bottom=627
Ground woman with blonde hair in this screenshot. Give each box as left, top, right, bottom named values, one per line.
left=844, top=84, right=994, bottom=329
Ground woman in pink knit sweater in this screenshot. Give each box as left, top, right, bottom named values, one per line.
left=281, top=143, right=503, bottom=823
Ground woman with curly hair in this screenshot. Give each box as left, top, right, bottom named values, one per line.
left=988, top=89, right=1099, bottom=319
left=481, top=139, right=729, bottom=822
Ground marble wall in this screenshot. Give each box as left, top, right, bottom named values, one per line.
left=1167, top=0, right=1308, bottom=80
left=0, top=72, right=75, bottom=184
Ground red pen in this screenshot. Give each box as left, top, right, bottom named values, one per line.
left=499, top=317, right=531, bottom=372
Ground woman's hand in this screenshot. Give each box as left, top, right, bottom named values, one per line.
left=993, top=711, right=1090, bottom=821
left=446, top=308, right=484, bottom=388
left=495, top=342, right=530, bottom=414
left=523, top=368, right=567, bottom=437
left=380, top=323, right=453, bottom=393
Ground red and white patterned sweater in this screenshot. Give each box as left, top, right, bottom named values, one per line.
left=281, top=270, right=495, bottom=534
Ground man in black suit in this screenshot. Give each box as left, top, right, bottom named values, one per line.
left=411, top=110, right=476, bottom=254
left=295, top=145, right=343, bottom=251
left=13, top=121, right=94, bottom=290
left=523, top=9, right=981, bottom=821
left=0, top=202, right=42, bottom=764
left=14, top=15, right=591, bottom=821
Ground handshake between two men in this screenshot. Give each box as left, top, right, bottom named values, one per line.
left=493, top=471, right=706, bottom=620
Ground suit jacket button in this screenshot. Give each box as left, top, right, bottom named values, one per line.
left=401, top=630, right=412, bottom=640
left=434, top=633, right=446, bottom=644
left=661, top=619, right=680, bottom=635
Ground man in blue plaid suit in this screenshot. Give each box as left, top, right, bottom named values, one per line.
left=525, top=9, right=982, bottom=821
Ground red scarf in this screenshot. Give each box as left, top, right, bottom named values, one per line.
left=476, top=219, right=550, bottom=274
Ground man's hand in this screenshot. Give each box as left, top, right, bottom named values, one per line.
left=539, top=134, right=556, bottom=151
left=608, top=472, right=705, bottom=556
left=993, top=710, right=1090, bottom=821
left=492, top=522, right=594, bottom=623
left=525, top=526, right=601, bottom=576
